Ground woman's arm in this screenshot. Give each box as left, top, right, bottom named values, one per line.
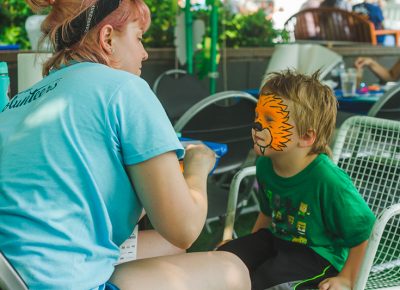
left=318, top=240, right=368, bottom=290
left=355, top=57, right=400, bottom=82
left=126, top=144, right=215, bottom=249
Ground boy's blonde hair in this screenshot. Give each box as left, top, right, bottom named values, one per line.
left=260, top=70, right=337, bottom=157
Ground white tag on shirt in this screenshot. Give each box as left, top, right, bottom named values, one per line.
left=115, top=225, right=138, bottom=265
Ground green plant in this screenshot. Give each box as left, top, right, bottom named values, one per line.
left=0, top=0, right=288, bottom=50
left=142, top=0, right=179, bottom=47
left=222, top=9, right=289, bottom=48
left=0, top=0, right=33, bottom=48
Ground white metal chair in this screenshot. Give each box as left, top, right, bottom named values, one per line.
left=0, top=251, right=28, bottom=290
left=223, top=116, right=400, bottom=290
left=368, top=83, right=400, bottom=121
left=265, top=44, right=343, bottom=81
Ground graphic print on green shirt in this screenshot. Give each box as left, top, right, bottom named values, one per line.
left=256, top=154, right=376, bottom=271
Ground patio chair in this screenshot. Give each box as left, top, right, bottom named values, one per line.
left=265, top=43, right=343, bottom=80
left=284, top=7, right=400, bottom=46
left=368, top=83, right=400, bottom=121
left=152, top=69, right=208, bottom=124
left=174, top=91, right=259, bottom=232
left=223, top=116, right=400, bottom=290
left=0, top=251, right=28, bottom=290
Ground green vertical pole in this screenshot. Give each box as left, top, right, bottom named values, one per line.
left=209, top=0, right=218, bottom=94
left=185, top=0, right=193, bottom=74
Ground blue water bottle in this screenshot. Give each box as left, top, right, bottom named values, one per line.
left=0, top=62, right=10, bottom=111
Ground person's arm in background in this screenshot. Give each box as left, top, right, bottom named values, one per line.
left=252, top=212, right=272, bottom=233
left=126, top=144, right=215, bottom=249
left=355, top=57, right=400, bottom=82
left=318, top=240, right=368, bottom=290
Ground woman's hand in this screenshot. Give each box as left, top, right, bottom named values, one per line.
left=318, top=276, right=351, bottom=290
left=182, top=144, right=216, bottom=176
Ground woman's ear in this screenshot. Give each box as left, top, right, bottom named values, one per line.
left=99, top=24, right=114, bottom=55
left=299, top=129, right=316, bottom=148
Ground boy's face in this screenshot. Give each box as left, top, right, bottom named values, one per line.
left=252, top=94, right=298, bottom=156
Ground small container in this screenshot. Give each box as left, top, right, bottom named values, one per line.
left=0, top=62, right=10, bottom=110
left=340, top=68, right=357, bottom=97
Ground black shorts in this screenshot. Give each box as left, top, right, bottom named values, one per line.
left=217, top=229, right=338, bottom=290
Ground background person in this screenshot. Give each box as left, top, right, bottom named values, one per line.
left=320, top=0, right=352, bottom=11
left=354, top=57, right=400, bottom=82
left=0, top=0, right=251, bottom=289
left=218, top=70, right=375, bottom=290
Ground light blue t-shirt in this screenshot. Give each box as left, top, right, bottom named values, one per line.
left=0, top=62, right=184, bottom=289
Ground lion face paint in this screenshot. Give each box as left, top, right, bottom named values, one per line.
left=252, top=94, right=294, bottom=155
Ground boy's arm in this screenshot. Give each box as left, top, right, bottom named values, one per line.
left=252, top=212, right=272, bottom=233
left=318, top=240, right=368, bottom=290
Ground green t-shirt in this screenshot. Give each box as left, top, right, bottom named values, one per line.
left=256, top=154, right=376, bottom=272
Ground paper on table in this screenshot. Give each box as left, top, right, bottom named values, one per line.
left=115, top=225, right=138, bottom=265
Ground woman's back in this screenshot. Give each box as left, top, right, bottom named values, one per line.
left=0, top=62, right=180, bottom=289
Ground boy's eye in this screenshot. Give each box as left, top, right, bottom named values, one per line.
left=265, top=115, right=274, bottom=122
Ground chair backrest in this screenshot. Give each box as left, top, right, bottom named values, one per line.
left=152, top=69, right=208, bottom=124
left=284, top=7, right=376, bottom=44
left=265, top=43, right=343, bottom=80
left=368, top=83, right=400, bottom=121
left=0, top=251, right=28, bottom=290
left=174, top=91, right=258, bottom=175
left=332, top=116, right=400, bottom=289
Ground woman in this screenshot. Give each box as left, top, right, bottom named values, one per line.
left=354, top=57, right=400, bottom=82
left=0, top=0, right=251, bottom=289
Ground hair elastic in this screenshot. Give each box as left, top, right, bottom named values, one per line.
left=55, top=0, right=121, bottom=51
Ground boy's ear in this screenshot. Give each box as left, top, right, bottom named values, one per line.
left=99, top=24, right=114, bottom=55
left=299, top=129, right=316, bottom=148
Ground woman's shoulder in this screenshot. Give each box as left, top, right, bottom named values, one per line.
left=69, top=62, right=151, bottom=93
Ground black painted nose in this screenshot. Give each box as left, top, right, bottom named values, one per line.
left=253, top=122, right=262, bottom=131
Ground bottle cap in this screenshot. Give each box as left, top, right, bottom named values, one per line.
left=0, top=62, right=9, bottom=75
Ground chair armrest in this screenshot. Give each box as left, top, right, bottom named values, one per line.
left=354, top=203, right=400, bottom=290
left=222, top=166, right=256, bottom=241
left=374, top=29, right=400, bottom=46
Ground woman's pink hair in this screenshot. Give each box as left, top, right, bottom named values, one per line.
left=26, top=0, right=151, bottom=75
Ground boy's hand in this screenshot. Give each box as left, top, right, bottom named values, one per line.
left=214, top=239, right=233, bottom=249
left=318, top=276, right=351, bottom=290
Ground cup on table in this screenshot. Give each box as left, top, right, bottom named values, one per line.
left=340, top=68, right=357, bottom=97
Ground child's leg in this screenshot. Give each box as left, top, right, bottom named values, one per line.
left=217, top=229, right=276, bottom=272
left=110, top=251, right=251, bottom=290
left=252, top=236, right=338, bottom=290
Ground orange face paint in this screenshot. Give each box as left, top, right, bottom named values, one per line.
left=252, top=94, right=294, bottom=154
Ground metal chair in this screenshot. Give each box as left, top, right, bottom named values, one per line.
left=223, top=116, right=400, bottom=290
left=0, top=251, right=28, bottom=290
left=174, top=91, right=259, bottom=232
left=284, top=7, right=400, bottom=46
left=333, top=116, right=400, bottom=289
left=152, top=69, right=208, bottom=125
left=368, top=83, right=400, bottom=121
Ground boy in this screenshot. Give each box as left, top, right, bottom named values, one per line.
left=218, top=70, right=376, bottom=290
